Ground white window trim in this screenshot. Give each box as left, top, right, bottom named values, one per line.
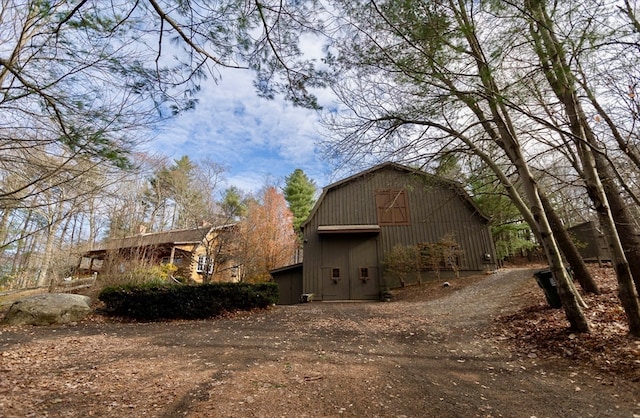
left=196, top=255, right=214, bottom=274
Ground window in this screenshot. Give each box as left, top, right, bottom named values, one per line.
left=375, top=189, right=410, bottom=225
left=196, top=255, right=214, bottom=274
left=331, top=268, right=341, bottom=282
left=92, top=259, right=104, bottom=271
left=359, top=267, right=369, bottom=281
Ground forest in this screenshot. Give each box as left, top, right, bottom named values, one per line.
left=1, top=1, right=640, bottom=338
left=0, top=150, right=317, bottom=287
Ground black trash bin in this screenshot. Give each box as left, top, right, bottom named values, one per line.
left=533, top=269, right=562, bottom=309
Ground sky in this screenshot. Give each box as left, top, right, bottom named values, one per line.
left=148, top=38, right=337, bottom=195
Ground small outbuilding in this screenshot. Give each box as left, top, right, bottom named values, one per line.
left=282, top=162, right=497, bottom=302
left=566, top=220, right=611, bottom=263
left=270, top=263, right=303, bottom=305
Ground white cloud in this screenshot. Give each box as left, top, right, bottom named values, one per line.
left=149, top=67, right=332, bottom=193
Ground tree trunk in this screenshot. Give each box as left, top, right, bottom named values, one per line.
left=36, top=199, right=65, bottom=288
left=539, top=193, right=600, bottom=294
left=10, top=209, right=33, bottom=277
left=36, top=223, right=56, bottom=287
left=59, top=212, right=73, bottom=249
left=581, top=145, right=640, bottom=337
left=525, top=0, right=640, bottom=336
left=452, top=0, right=590, bottom=332
left=505, top=143, right=589, bottom=331
left=0, top=208, right=11, bottom=249
left=88, top=202, right=97, bottom=251
left=595, top=158, right=640, bottom=294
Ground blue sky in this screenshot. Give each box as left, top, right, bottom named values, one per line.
left=149, top=59, right=335, bottom=195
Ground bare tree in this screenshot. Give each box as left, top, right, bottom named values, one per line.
left=515, top=0, right=640, bottom=334
left=237, top=186, right=298, bottom=282
left=1, top=0, right=323, bottom=287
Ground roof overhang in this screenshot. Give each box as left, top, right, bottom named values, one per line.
left=269, top=263, right=303, bottom=275
left=317, top=225, right=381, bottom=234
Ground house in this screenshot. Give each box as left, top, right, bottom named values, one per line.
left=78, top=224, right=240, bottom=283
left=271, top=162, right=497, bottom=303
left=566, top=220, right=611, bottom=263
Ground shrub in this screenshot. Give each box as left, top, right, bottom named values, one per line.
left=98, top=282, right=279, bottom=321
left=384, top=236, right=464, bottom=286
left=439, top=233, right=463, bottom=278
left=382, top=244, right=422, bottom=287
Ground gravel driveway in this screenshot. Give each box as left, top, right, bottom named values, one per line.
left=1, top=268, right=638, bottom=417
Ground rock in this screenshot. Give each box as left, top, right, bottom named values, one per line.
left=1, top=293, right=92, bottom=326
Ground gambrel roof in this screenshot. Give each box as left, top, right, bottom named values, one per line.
left=301, top=161, right=490, bottom=229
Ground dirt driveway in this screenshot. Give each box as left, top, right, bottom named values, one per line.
left=1, top=268, right=638, bottom=417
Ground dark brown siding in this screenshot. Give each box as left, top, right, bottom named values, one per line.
left=271, top=264, right=303, bottom=305
left=319, top=236, right=379, bottom=300
left=302, top=164, right=496, bottom=300
left=567, top=221, right=611, bottom=261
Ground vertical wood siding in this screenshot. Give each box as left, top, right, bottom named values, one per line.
left=302, top=165, right=496, bottom=299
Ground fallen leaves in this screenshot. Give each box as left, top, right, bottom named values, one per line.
left=0, top=331, right=210, bottom=417
left=1, top=266, right=638, bottom=418
left=495, top=265, right=640, bottom=381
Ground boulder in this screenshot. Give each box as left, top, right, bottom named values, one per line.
left=1, top=293, right=92, bottom=326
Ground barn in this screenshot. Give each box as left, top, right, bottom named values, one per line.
left=273, top=162, right=497, bottom=303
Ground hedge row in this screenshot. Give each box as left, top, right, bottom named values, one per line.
left=98, top=282, right=279, bottom=321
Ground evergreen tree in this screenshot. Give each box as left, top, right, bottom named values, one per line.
left=221, top=186, right=248, bottom=221
left=470, top=171, right=535, bottom=262
left=283, top=169, right=316, bottom=234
